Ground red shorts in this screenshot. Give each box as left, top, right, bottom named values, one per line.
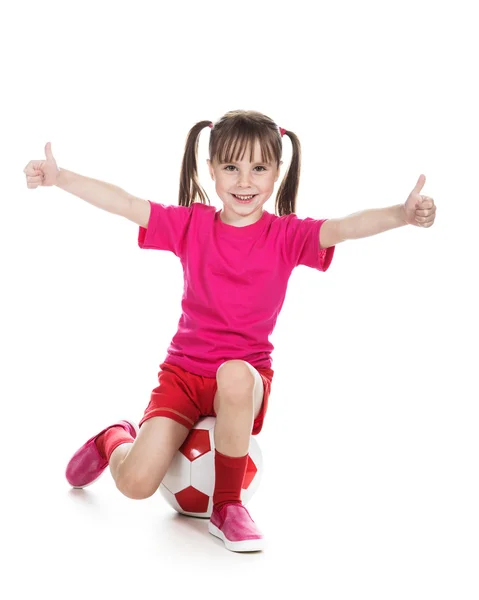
left=139, top=361, right=274, bottom=435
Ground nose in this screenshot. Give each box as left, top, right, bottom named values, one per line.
left=236, top=171, right=252, bottom=188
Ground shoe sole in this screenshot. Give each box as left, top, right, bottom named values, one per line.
left=72, top=469, right=106, bottom=489
left=208, top=522, right=265, bottom=552
left=70, top=420, right=139, bottom=489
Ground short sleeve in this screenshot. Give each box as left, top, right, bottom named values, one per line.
left=284, top=215, right=335, bottom=271
left=138, top=200, right=192, bottom=257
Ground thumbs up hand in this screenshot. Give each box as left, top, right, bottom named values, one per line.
left=403, top=174, right=437, bottom=228
left=23, top=142, right=60, bottom=188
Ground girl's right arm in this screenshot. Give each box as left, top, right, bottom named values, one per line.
left=24, top=142, right=151, bottom=228
left=55, top=168, right=151, bottom=228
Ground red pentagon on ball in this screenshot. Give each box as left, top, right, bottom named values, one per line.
left=242, top=455, right=257, bottom=489
left=179, top=429, right=211, bottom=460
left=175, top=486, right=210, bottom=513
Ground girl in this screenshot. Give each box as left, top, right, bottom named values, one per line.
left=23, top=109, right=436, bottom=553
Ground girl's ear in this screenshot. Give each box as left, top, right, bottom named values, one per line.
left=207, top=159, right=215, bottom=181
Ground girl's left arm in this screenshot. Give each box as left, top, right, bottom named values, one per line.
left=319, top=174, right=437, bottom=249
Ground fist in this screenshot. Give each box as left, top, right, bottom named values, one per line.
left=403, top=174, right=437, bottom=228
left=23, top=142, right=60, bottom=188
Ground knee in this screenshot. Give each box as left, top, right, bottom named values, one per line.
left=216, top=360, right=256, bottom=405
left=115, top=469, right=158, bottom=500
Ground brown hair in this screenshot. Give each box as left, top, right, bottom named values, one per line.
left=178, top=109, right=301, bottom=216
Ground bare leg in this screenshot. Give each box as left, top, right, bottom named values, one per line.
left=213, top=360, right=264, bottom=456
left=109, top=417, right=189, bottom=499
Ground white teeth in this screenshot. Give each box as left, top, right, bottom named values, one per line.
left=235, top=194, right=254, bottom=200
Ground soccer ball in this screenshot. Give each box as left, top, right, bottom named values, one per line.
left=159, top=416, right=263, bottom=518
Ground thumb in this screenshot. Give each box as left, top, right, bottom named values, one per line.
left=412, top=174, right=426, bottom=195
left=44, top=142, right=55, bottom=162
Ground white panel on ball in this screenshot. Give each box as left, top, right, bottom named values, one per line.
left=161, top=452, right=191, bottom=494
left=190, top=451, right=215, bottom=496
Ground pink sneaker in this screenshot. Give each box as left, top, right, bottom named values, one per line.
left=65, top=420, right=138, bottom=488
left=208, top=503, right=264, bottom=552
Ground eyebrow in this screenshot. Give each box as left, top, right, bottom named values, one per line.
left=221, top=160, right=271, bottom=166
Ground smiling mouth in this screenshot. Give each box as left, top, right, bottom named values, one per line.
left=233, top=194, right=257, bottom=202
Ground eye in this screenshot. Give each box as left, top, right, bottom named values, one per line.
left=222, top=165, right=268, bottom=172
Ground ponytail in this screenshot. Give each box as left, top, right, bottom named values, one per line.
left=275, top=129, right=301, bottom=217
left=178, top=120, right=213, bottom=207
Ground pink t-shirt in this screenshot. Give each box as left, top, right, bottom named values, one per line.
left=138, top=201, right=335, bottom=377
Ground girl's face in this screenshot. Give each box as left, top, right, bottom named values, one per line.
left=207, top=139, right=281, bottom=226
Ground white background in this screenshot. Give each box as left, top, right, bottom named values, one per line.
left=2, top=1, right=478, bottom=598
